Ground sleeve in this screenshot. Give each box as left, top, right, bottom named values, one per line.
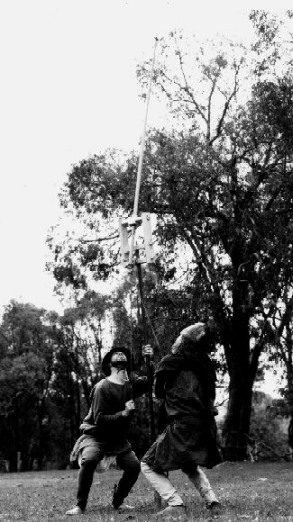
left=154, top=368, right=179, bottom=398
left=91, top=382, right=127, bottom=429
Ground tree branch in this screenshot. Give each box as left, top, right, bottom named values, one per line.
left=209, top=64, right=240, bottom=146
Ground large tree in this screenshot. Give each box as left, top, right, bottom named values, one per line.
left=47, top=26, right=293, bottom=459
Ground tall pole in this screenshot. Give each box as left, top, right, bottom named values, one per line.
left=133, top=37, right=158, bottom=217
left=128, top=37, right=158, bottom=268
left=137, top=261, right=155, bottom=442
left=124, top=38, right=161, bottom=508
left=120, top=37, right=158, bottom=444
left=128, top=37, right=158, bottom=442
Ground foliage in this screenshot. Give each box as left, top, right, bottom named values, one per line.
left=248, top=11, right=293, bottom=449
left=0, top=296, right=115, bottom=470
left=0, top=301, right=57, bottom=471
left=249, top=10, right=293, bottom=74
left=44, top=21, right=293, bottom=460
left=249, top=392, right=291, bottom=461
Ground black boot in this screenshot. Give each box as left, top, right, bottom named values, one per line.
left=208, top=501, right=223, bottom=517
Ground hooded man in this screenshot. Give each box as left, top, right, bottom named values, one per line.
left=141, top=322, right=222, bottom=518
left=66, top=347, right=152, bottom=515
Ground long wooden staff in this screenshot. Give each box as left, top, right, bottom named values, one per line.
left=128, top=37, right=158, bottom=268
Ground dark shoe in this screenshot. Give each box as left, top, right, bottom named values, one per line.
left=208, top=501, right=223, bottom=517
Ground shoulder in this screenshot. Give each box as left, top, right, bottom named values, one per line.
left=157, top=354, right=174, bottom=371
left=156, top=354, right=183, bottom=375
left=160, top=354, right=173, bottom=365
left=92, top=379, right=110, bottom=395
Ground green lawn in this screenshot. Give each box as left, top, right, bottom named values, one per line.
left=1, top=461, right=293, bottom=521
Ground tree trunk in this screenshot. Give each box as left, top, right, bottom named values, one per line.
left=286, top=365, right=293, bottom=448
left=223, top=297, right=253, bottom=460
left=37, top=399, right=45, bottom=471
left=223, top=374, right=253, bottom=460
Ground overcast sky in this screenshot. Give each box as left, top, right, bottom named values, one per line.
left=0, top=1, right=286, bottom=314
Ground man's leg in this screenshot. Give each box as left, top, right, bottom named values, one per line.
left=113, top=450, right=141, bottom=509
left=141, top=461, right=184, bottom=507
left=182, top=462, right=219, bottom=507
left=76, top=457, right=98, bottom=511
left=66, top=444, right=104, bottom=515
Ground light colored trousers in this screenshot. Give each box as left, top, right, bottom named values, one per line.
left=141, top=461, right=218, bottom=507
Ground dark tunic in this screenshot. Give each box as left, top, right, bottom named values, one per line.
left=76, top=377, right=148, bottom=455
left=142, top=350, right=222, bottom=471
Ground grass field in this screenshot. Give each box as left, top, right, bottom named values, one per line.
left=1, top=461, right=293, bottom=521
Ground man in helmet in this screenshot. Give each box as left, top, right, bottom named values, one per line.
left=66, top=346, right=152, bottom=515
left=141, top=322, right=222, bottom=518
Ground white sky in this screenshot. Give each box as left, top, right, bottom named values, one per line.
left=0, top=1, right=289, bottom=314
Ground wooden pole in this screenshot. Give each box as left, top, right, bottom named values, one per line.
left=137, top=262, right=155, bottom=442
left=128, top=37, right=158, bottom=268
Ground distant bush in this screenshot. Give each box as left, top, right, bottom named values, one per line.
left=249, top=391, right=292, bottom=461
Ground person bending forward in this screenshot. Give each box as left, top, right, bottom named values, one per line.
left=141, top=323, right=222, bottom=518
